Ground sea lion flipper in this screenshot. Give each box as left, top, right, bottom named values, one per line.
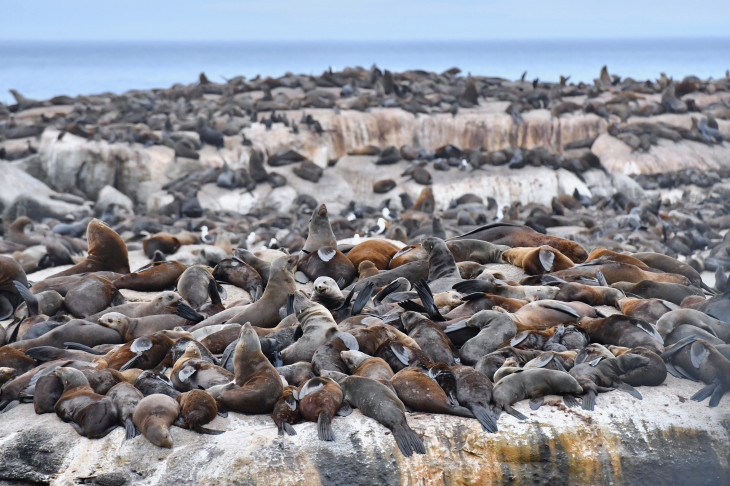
left=336, top=402, right=353, bottom=417
left=538, top=248, right=555, bottom=273
left=351, top=282, right=375, bottom=316
left=390, top=342, right=413, bottom=366
left=452, top=280, right=491, bottom=294
left=503, top=404, right=527, bottom=420
left=554, top=358, right=567, bottom=373
left=335, top=331, right=359, bottom=351
left=581, top=391, right=597, bottom=411
left=194, top=426, right=226, bottom=435
left=690, top=378, right=720, bottom=404
left=589, top=357, right=603, bottom=367
left=413, top=279, right=445, bottom=321
left=124, top=418, right=138, bottom=440
left=282, top=422, right=297, bottom=435
left=176, top=302, right=205, bottom=322
left=689, top=341, right=709, bottom=369
left=443, top=320, right=467, bottom=334
left=563, top=395, right=580, bottom=408
left=708, top=382, right=725, bottom=408
left=510, top=331, right=529, bottom=346
left=613, top=381, right=642, bottom=400
left=596, top=271, right=608, bottom=287
left=534, top=353, right=553, bottom=368
left=661, top=335, right=698, bottom=361
left=373, top=279, right=402, bottom=305
left=63, top=342, right=103, bottom=354
left=317, top=247, right=336, bottom=263
left=471, top=404, right=498, bottom=433
left=634, top=320, right=664, bottom=344
left=12, top=280, right=38, bottom=316
left=178, top=364, right=197, bottom=383
left=317, top=412, right=335, bottom=441
left=529, top=396, right=544, bottom=410
left=119, top=354, right=142, bottom=372
left=541, top=302, right=581, bottom=319
left=398, top=300, right=427, bottom=313
left=217, top=410, right=229, bottom=418
left=207, top=279, right=222, bottom=305
left=294, top=271, right=310, bottom=284
left=392, top=424, right=426, bottom=457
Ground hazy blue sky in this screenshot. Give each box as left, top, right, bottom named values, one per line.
left=3, top=0, right=730, bottom=41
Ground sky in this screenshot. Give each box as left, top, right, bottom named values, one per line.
left=3, top=0, right=730, bottom=42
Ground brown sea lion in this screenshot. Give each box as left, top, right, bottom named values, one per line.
left=391, top=367, right=474, bottom=418
left=177, top=265, right=217, bottom=309
left=579, top=315, right=664, bottom=353
left=142, top=232, right=181, bottom=259
left=607, top=346, right=666, bottom=386
left=389, top=245, right=427, bottom=269
left=272, top=384, right=300, bottom=436
left=54, top=367, right=118, bottom=438
left=585, top=249, right=649, bottom=269
left=98, top=312, right=189, bottom=342
left=549, top=261, right=690, bottom=285
left=618, top=297, right=675, bottom=323
left=662, top=336, right=730, bottom=407
left=554, top=283, right=623, bottom=307
left=114, top=261, right=187, bottom=292
left=171, top=342, right=233, bottom=391
left=276, top=362, right=313, bottom=388
left=133, top=393, right=180, bottom=448
left=105, top=332, right=175, bottom=371
left=612, top=280, right=703, bottom=306
left=341, top=350, right=394, bottom=381
left=176, top=389, right=224, bottom=434
left=502, top=246, right=574, bottom=275
left=401, top=311, right=455, bottom=365
left=85, top=290, right=184, bottom=323
left=33, top=374, right=64, bottom=414
left=297, top=376, right=344, bottom=441
left=50, top=219, right=130, bottom=277
left=347, top=239, right=401, bottom=270
left=0, top=255, right=28, bottom=319
left=445, top=239, right=508, bottom=264
left=356, top=260, right=379, bottom=279
left=631, top=252, right=704, bottom=288
left=297, top=247, right=357, bottom=287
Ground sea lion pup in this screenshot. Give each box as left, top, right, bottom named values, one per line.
left=631, top=252, right=704, bottom=289
left=221, top=255, right=298, bottom=329
left=302, top=203, right=338, bottom=254
left=569, top=353, right=650, bottom=411
left=214, top=323, right=283, bottom=414
left=607, top=346, right=666, bottom=386
left=281, top=292, right=356, bottom=364
left=272, top=384, right=300, bottom=435
left=618, top=297, right=676, bottom=323
left=33, top=374, right=64, bottom=414
left=50, top=219, right=130, bottom=278
left=142, top=232, right=181, bottom=259
left=341, top=350, right=394, bottom=381
left=357, top=260, right=379, bottom=279
left=1, top=256, right=28, bottom=319
left=85, top=290, right=185, bottom=323
left=177, top=264, right=218, bottom=309
left=176, top=389, right=224, bottom=435
left=430, top=363, right=498, bottom=433
left=492, top=357, right=523, bottom=384
left=574, top=343, right=615, bottom=367
left=492, top=368, right=584, bottom=419
left=297, top=376, right=347, bottom=441
left=54, top=367, right=118, bottom=438
left=311, top=276, right=346, bottom=308
left=114, top=261, right=187, bottom=292
left=296, top=247, right=357, bottom=287
left=107, top=382, right=144, bottom=439
left=171, top=342, right=233, bottom=391
left=656, top=308, right=730, bottom=341
left=134, top=370, right=180, bottom=398
left=579, top=315, right=664, bottom=353
left=276, top=362, right=313, bottom=388
left=346, top=239, right=401, bottom=270
left=391, top=367, right=474, bottom=418
left=524, top=350, right=577, bottom=372
left=612, top=280, right=703, bottom=306
left=321, top=371, right=425, bottom=457
left=475, top=348, right=543, bottom=381
left=549, top=261, right=690, bottom=286
left=98, top=312, right=188, bottom=341
left=213, top=257, right=263, bottom=301
left=133, top=393, right=180, bottom=448
left=401, top=312, right=456, bottom=365
left=554, top=282, right=623, bottom=307
left=502, top=246, right=574, bottom=275
left=664, top=337, right=730, bottom=407
left=445, top=310, right=518, bottom=365
left=445, top=239, right=508, bottom=264
left=451, top=222, right=588, bottom=263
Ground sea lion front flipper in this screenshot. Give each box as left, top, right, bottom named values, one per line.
left=317, top=247, right=337, bottom=263
left=391, top=424, right=426, bottom=457
left=541, top=301, right=581, bottom=319
left=613, top=381, right=642, bottom=400
left=317, top=412, right=335, bottom=441
left=503, top=404, right=527, bottom=420
left=563, top=395, right=580, bottom=408
left=534, top=353, right=553, bottom=368
left=471, top=404, right=498, bottom=433
left=581, top=391, right=597, bottom=411
left=538, top=247, right=555, bottom=273
left=529, top=396, right=544, bottom=410
left=63, top=342, right=103, bottom=354
left=708, top=380, right=725, bottom=407
left=661, top=335, right=698, bottom=361
left=589, top=357, right=603, bottom=367
left=351, top=282, right=375, bottom=316
left=124, top=418, right=138, bottom=440
left=282, top=422, right=297, bottom=436
left=510, top=331, right=529, bottom=346
left=194, top=426, right=226, bottom=435
left=634, top=320, right=664, bottom=344
left=336, top=402, right=352, bottom=417
left=390, top=342, right=413, bottom=366
left=294, top=271, right=310, bottom=284
left=690, top=377, right=719, bottom=403
left=452, top=280, right=492, bottom=294
left=373, top=279, right=401, bottom=305
left=413, top=279, right=445, bottom=321
left=689, top=341, right=709, bottom=369
left=595, top=271, right=608, bottom=287
left=176, top=302, right=205, bottom=322
left=178, top=364, right=197, bottom=384
left=554, top=358, right=567, bottom=373
left=13, top=280, right=38, bottom=316
left=443, top=320, right=467, bottom=334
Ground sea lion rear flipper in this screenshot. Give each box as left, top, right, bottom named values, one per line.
left=661, top=335, right=698, bottom=361
left=541, top=302, right=581, bottom=319
left=563, top=395, right=580, bottom=408
left=613, top=381, right=642, bottom=400
left=373, top=279, right=401, bottom=304
left=282, top=422, right=297, bottom=436
left=398, top=300, right=427, bottom=313
left=0, top=297, right=14, bottom=321
left=351, top=282, right=375, bottom=316
left=581, top=391, right=597, bottom=411
left=317, top=412, right=335, bottom=441
left=63, top=342, right=103, bottom=354
left=443, top=320, right=467, bottom=334
left=413, top=279, right=445, bottom=321
left=391, top=424, right=426, bottom=457
left=534, top=353, right=553, bottom=368
left=452, top=280, right=491, bottom=294
left=596, top=271, right=608, bottom=287
left=176, top=302, right=205, bottom=322
left=251, top=285, right=263, bottom=302
left=337, top=402, right=352, bottom=417
left=194, top=426, right=226, bottom=435
left=503, top=404, right=527, bottom=420
left=689, top=341, right=709, bottom=369
left=708, top=382, right=725, bottom=407
left=634, top=320, right=664, bottom=344
left=471, top=404, right=498, bottom=433
left=217, top=410, right=228, bottom=418
left=13, top=280, right=38, bottom=316
left=529, top=396, right=544, bottom=410
left=124, top=418, right=138, bottom=440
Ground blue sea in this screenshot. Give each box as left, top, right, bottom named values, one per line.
left=1, top=38, right=729, bottom=104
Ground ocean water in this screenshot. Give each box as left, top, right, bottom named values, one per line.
left=1, top=38, right=729, bottom=104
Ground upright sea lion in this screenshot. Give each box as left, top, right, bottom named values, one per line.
left=214, top=323, right=283, bottom=413
left=492, top=368, right=584, bottom=418
left=297, top=376, right=344, bottom=441
left=302, top=204, right=337, bottom=254
left=133, top=393, right=180, bottom=448
left=50, top=219, right=130, bottom=277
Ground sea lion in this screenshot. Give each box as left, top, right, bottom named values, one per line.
left=171, top=342, right=233, bottom=391
left=233, top=249, right=271, bottom=287
left=585, top=249, right=649, bottom=269
left=213, top=258, right=263, bottom=301
left=134, top=370, right=180, bottom=398
left=222, top=255, right=298, bottom=329
left=421, top=237, right=462, bottom=293
left=391, top=367, right=474, bottom=418
left=297, top=247, right=357, bottom=287
left=662, top=336, right=730, bottom=406
left=176, top=389, right=224, bottom=434
left=569, top=353, right=650, bottom=410
left=54, top=367, right=118, bottom=438
left=107, top=382, right=144, bottom=439
left=326, top=373, right=425, bottom=457
left=631, top=252, right=704, bottom=288
left=549, top=262, right=690, bottom=286
left=133, top=393, right=180, bottom=448
left=0, top=255, right=28, bottom=319
left=445, top=310, right=518, bottom=365
left=401, top=311, right=455, bottom=365
left=347, top=239, right=401, bottom=270
left=445, top=239, right=508, bottom=264
left=452, top=222, right=588, bottom=263
left=612, top=280, right=703, bottom=306
left=98, top=312, right=189, bottom=341
left=375, top=340, right=433, bottom=372
left=302, top=204, right=338, bottom=254
left=63, top=275, right=122, bottom=318
left=389, top=245, right=427, bottom=269
left=105, top=332, right=175, bottom=371
left=347, top=260, right=429, bottom=294
left=50, top=219, right=130, bottom=277
left=656, top=308, right=730, bottom=341
left=272, top=384, right=300, bottom=435
left=502, top=246, right=574, bottom=275
left=0, top=346, right=36, bottom=373
left=341, top=350, right=394, bottom=381
left=214, top=323, right=283, bottom=414
left=8, top=319, right=124, bottom=352
left=297, top=376, right=344, bottom=441
left=142, top=232, right=181, bottom=259
left=276, top=362, right=313, bottom=388
left=114, top=261, right=187, bottom=292
left=431, top=364, right=498, bottom=432
left=492, top=368, right=584, bottom=418
left=608, top=346, right=666, bottom=386
left=85, top=290, right=185, bottom=323
left=33, top=374, right=64, bottom=414
left=618, top=297, right=676, bottom=323
left=579, top=315, right=664, bottom=353
left=357, top=260, right=379, bottom=279
left=177, top=265, right=217, bottom=309
left=554, top=283, right=623, bottom=307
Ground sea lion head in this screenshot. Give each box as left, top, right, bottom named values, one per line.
left=237, top=322, right=261, bottom=352
left=55, top=367, right=90, bottom=389
left=152, top=291, right=183, bottom=312
left=98, top=312, right=128, bottom=332
left=312, top=277, right=343, bottom=300
left=340, top=350, right=370, bottom=372
left=400, top=311, right=429, bottom=333
left=181, top=341, right=202, bottom=361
